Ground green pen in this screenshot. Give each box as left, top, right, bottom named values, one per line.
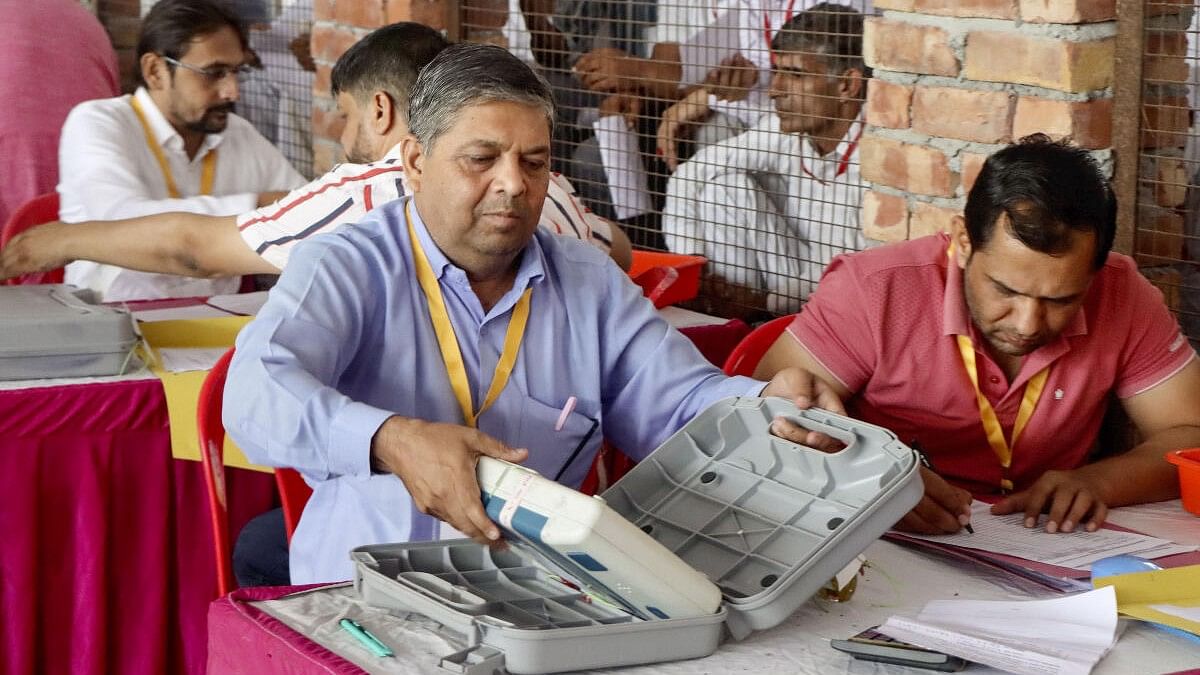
left=339, top=618, right=394, bottom=658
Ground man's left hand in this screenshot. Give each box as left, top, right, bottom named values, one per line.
left=990, top=469, right=1110, bottom=533
left=703, top=53, right=758, bottom=102
left=761, top=366, right=847, bottom=452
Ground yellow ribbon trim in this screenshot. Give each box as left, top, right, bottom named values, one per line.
left=405, top=202, right=532, bottom=428
left=130, top=96, right=217, bottom=198
left=949, top=243, right=1049, bottom=491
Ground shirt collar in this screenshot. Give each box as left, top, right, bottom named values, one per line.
left=406, top=197, right=546, bottom=297
left=941, top=231, right=1090, bottom=340
left=803, top=111, right=865, bottom=162
left=382, top=143, right=404, bottom=163
left=133, top=87, right=224, bottom=158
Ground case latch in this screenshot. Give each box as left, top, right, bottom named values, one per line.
left=439, top=644, right=507, bottom=674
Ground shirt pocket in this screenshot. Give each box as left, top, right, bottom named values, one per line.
left=516, top=395, right=601, bottom=489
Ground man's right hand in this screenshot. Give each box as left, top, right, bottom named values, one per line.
left=370, top=416, right=529, bottom=545
left=894, top=466, right=973, bottom=535
left=0, top=221, right=70, bottom=281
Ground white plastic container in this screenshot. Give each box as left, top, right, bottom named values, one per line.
left=353, top=397, right=923, bottom=674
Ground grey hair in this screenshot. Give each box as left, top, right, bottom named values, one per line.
left=771, top=3, right=870, bottom=79
left=407, top=43, right=556, bottom=152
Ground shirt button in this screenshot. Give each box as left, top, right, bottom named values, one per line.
left=988, top=376, right=1000, bottom=385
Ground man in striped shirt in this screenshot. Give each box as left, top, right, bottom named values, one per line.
left=0, top=23, right=631, bottom=285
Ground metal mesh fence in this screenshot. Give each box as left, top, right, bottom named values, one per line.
left=1140, top=1, right=1199, bottom=346
left=467, top=0, right=876, bottom=319
left=235, top=0, right=316, bottom=178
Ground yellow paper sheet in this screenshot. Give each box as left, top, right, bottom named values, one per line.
left=1093, top=565, right=1200, bottom=635
left=140, top=316, right=271, bottom=473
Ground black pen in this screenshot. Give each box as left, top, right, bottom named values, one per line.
left=911, top=439, right=974, bottom=534
left=553, top=417, right=599, bottom=482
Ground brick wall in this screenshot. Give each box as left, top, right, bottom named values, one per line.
left=96, top=0, right=144, bottom=93
left=859, top=1, right=1119, bottom=242
left=311, top=0, right=450, bottom=174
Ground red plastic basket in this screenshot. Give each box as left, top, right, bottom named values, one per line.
left=628, top=251, right=706, bottom=308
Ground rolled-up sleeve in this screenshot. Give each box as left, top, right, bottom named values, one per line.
left=223, top=234, right=393, bottom=480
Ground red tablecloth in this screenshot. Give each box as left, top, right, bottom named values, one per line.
left=0, top=378, right=276, bottom=675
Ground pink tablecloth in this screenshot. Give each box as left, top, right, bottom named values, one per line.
left=0, top=378, right=277, bottom=675
left=0, top=317, right=749, bottom=675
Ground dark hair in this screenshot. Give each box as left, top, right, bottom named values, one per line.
left=136, top=0, right=249, bottom=87
left=771, top=3, right=870, bottom=78
left=965, top=134, right=1116, bottom=270
left=407, top=43, right=554, bottom=151
left=330, top=22, right=449, bottom=110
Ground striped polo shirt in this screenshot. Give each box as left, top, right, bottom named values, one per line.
left=237, top=145, right=613, bottom=269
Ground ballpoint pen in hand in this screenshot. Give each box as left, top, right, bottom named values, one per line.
left=911, top=440, right=974, bottom=534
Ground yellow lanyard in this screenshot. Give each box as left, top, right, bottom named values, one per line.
left=405, top=202, right=532, bottom=428
left=948, top=244, right=1049, bottom=491
left=129, top=96, right=216, bottom=198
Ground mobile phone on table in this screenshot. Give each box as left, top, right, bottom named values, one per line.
left=831, top=626, right=968, bottom=672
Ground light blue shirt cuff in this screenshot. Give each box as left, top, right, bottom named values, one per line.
left=329, top=401, right=396, bottom=478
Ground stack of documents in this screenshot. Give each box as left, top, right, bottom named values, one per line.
left=879, top=586, right=1119, bottom=675
left=887, top=501, right=1199, bottom=591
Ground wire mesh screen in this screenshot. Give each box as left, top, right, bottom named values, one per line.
left=235, top=0, right=316, bottom=178
left=468, top=0, right=876, bottom=318
left=1140, top=2, right=1199, bottom=346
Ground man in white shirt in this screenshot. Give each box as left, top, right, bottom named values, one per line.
left=58, top=0, right=305, bottom=302
left=3, top=23, right=631, bottom=291
left=661, top=4, right=868, bottom=313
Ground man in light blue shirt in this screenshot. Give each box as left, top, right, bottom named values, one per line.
left=225, top=43, right=818, bottom=584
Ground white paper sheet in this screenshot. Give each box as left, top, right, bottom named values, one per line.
left=157, top=347, right=230, bottom=373
left=658, top=306, right=727, bottom=329
left=593, top=115, right=653, bottom=221
left=1149, top=604, right=1200, bottom=623
left=880, top=586, right=1119, bottom=675
left=902, top=501, right=1197, bottom=570
left=206, top=291, right=269, bottom=316
left=133, top=304, right=234, bottom=322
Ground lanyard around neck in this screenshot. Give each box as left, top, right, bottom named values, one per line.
left=948, top=244, right=1049, bottom=491
left=129, top=96, right=216, bottom=199
left=405, top=202, right=532, bottom=428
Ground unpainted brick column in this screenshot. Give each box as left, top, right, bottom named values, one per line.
left=97, top=0, right=144, bottom=93
left=859, top=0, right=1118, bottom=243
left=311, top=0, right=450, bottom=175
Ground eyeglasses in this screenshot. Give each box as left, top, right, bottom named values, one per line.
left=161, top=56, right=254, bottom=83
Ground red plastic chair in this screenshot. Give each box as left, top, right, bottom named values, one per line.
left=1, top=192, right=62, bottom=285
left=721, top=315, right=796, bottom=377
left=197, top=346, right=312, bottom=595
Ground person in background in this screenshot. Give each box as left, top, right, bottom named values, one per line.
left=1, top=23, right=631, bottom=292
left=757, top=135, right=1200, bottom=536
left=660, top=5, right=868, bottom=314
left=57, top=0, right=304, bottom=302
left=0, top=1, right=118, bottom=228
left=222, top=43, right=814, bottom=584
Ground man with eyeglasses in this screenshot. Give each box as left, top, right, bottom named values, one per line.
left=57, top=0, right=304, bottom=302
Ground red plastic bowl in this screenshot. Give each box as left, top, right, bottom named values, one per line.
left=628, top=251, right=706, bottom=309
left=1167, top=448, right=1200, bottom=516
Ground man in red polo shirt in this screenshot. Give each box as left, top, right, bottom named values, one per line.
left=760, top=134, right=1200, bottom=535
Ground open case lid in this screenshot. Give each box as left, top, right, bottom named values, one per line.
left=0, top=284, right=137, bottom=356
left=601, top=397, right=923, bottom=639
